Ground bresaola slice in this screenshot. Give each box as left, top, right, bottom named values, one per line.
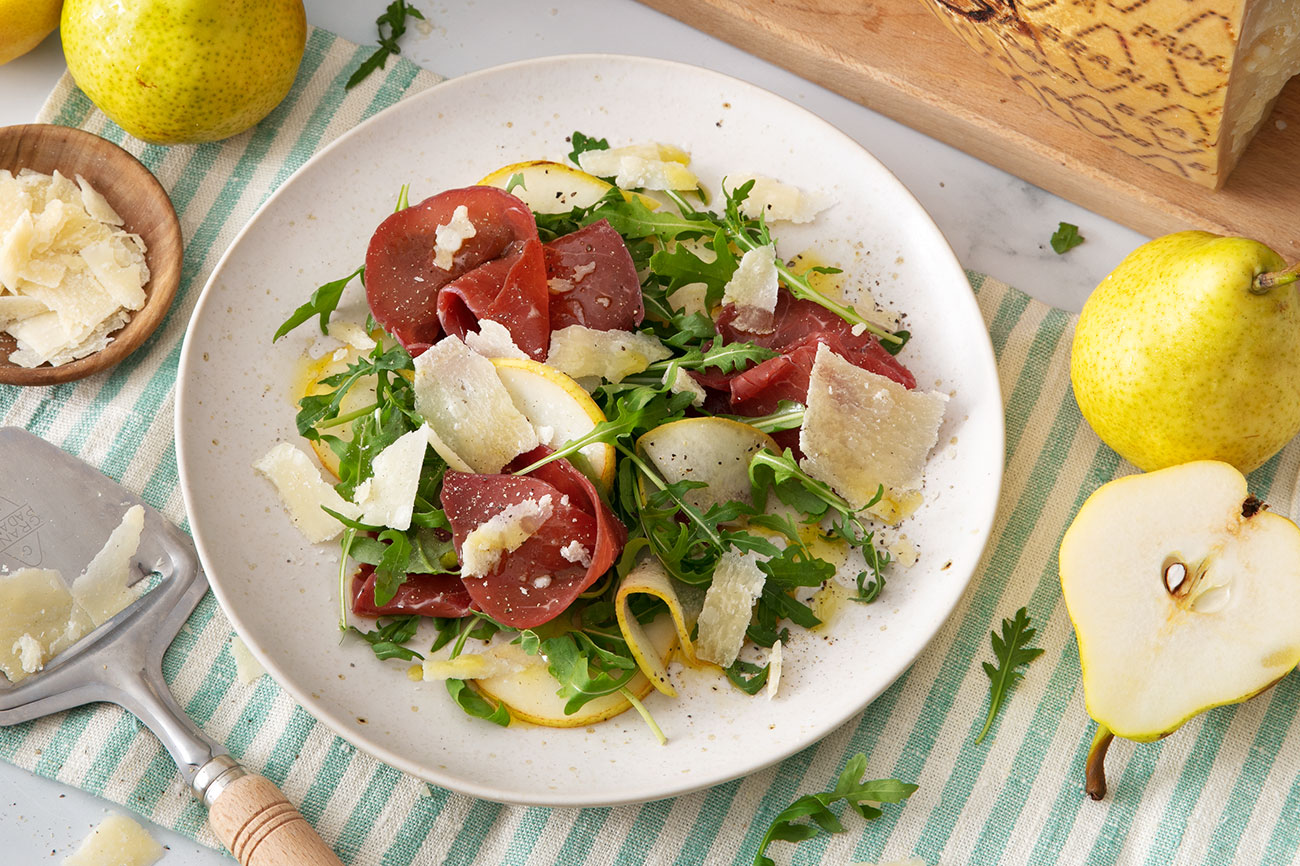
left=351, top=564, right=474, bottom=618
left=544, top=220, right=645, bottom=332
left=441, top=447, right=627, bottom=628
left=365, top=186, right=544, bottom=354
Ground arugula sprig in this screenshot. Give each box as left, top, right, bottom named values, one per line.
left=347, top=615, right=423, bottom=662
left=976, top=607, right=1044, bottom=743
left=274, top=266, right=363, bottom=341
left=753, top=754, right=918, bottom=866
left=346, top=0, right=426, bottom=90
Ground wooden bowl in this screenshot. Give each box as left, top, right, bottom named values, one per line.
left=0, top=124, right=182, bottom=387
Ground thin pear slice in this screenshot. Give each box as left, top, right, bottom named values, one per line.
left=472, top=616, right=677, bottom=727
left=491, top=357, right=616, bottom=491
left=478, top=159, right=660, bottom=213
left=297, top=344, right=377, bottom=479
left=1059, top=460, right=1300, bottom=798
left=637, top=417, right=778, bottom=514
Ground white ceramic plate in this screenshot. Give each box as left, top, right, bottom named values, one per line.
left=176, top=55, right=1004, bottom=807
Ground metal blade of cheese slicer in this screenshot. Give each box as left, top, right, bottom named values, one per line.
left=0, top=428, right=342, bottom=866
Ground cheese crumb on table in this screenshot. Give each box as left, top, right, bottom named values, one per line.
left=230, top=635, right=267, bottom=685
left=72, top=504, right=145, bottom=626
left=0, top=169, right=150, bottom=367
left=62, top=813, right=164, bottom=866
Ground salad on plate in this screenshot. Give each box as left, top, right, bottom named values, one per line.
left=256, top=133, right=949, bottom=739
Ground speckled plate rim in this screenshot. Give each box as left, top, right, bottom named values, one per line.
left=175, top=53, right=1005, bottom=807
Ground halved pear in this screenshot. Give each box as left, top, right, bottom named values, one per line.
left=491, top=357, right=616, bottom=490
left=472, top=615, right=677, bottom=727
left=637, top=417, right=778, bottom=513
left=1059, top=460, right=1300, bottom=799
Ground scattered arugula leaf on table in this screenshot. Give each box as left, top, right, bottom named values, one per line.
left=346, top=0, right=426, bottom=90
left=753, top=753, right=918, bottom=866
left=976, top=606, right=1045, bottom=743
left=1050, top=221, right=1084, bottom=254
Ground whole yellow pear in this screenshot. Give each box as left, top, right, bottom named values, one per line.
left=0, top=0, right=61, bottom=66
left=1071, top=231, right=1300, bottom=473
left=61, top=0, right=307, bottom=145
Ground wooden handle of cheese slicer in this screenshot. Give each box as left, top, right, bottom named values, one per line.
left=208, top=774, right=344, bottom=866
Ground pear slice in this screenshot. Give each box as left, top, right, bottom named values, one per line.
left=1059, top=460, right=1300, bottom=799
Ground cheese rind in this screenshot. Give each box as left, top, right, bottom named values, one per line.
left=412, top=335, right=539, bottom=473
left=924, top=0, right=1300, bottom=188
left=254, top=442, right=361, bottom=543
left=799, top=345, right=946, bottom=521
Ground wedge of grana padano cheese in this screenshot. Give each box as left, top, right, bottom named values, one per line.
left=413, top=335, right=539, bottom=473
left=254, top=442, right=361, bottom=543
left=799, top=344, right=946, bottom=523
left=923, top=0, right=1300, bottom=188
left=546, top=325, right=672, bottom=384
left=695, top=549, right=768, bottom=669
left=72, top=504, right=145, bottom=626
left=0, top=169, right=149, bottom=367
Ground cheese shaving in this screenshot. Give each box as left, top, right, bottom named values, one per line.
left=577, top=142, right=699, bottom=191
left=253, top=442, right=361, bottom=543
left=412, top=335, right=539, bottom=473
left=352, top=425, right=429, bottom=531
left=546, top=324, right=672, bottom=384
left=720, top=244, right=779, bottom=333
left=799, top=344, right=947, bottom=522
left=459, top=495, right=554, bottom=578
left=432, top=204, right=476, bottom=270
left=0, top=567, right=91, bottom=683
left=695, top=550, right=767, bottom=668
left=464, top=319, right=529, bottom=360
left=731, top=175, right=829, bottom=223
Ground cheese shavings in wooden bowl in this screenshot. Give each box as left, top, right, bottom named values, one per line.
left=0, top=124, right=181, bottom=386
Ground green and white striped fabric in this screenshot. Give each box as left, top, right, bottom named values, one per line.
left=5, top=27, right=1300, bottom=866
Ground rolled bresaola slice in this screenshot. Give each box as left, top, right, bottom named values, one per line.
left=544, top=219, right=644, bottom=333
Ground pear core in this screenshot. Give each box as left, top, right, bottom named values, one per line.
left=1060, top=461, right=1300, bottom=744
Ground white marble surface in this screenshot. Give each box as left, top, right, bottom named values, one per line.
left=0, top=1, right=1146, bottom=862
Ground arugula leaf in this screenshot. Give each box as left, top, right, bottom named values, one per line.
left=1050, top=221, right=1084, bottom=254
left=753, top=753, right=918, bottom=866
left=445, top=679, right=510, bottom=726
left=725, top=659, right=771, bottom=695
left=719, top=401, right=804, bottom=434
left=346, top=0, right=426, bottom=90
left=273, top=266, right=364, bottom=341
left=347, top=615, right=424, bottom=662
left=372, top=529, right=413, bottom=607
left=540, top=632, right=640, bottom=715
left=567, top=131, right=610, bottom=165
left=976, top=607, right=1044, bottom=743
left=504, top=172, right=526, bottom=194
left=647, top=228, right=737, bottom=299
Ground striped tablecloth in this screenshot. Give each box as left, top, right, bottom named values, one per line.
left=5, top=27, right=1300, bottom=866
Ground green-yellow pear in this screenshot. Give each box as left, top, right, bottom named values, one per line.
left=1071, top=231, right=1300, bottom=473
left=61, top=0, right=307, bottom=145
left=1059, top=461, right=1300, bottom=799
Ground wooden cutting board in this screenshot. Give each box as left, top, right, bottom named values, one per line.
left=638, top=0, right=1300, bottom=257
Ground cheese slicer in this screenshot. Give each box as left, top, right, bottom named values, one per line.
left=0, top=427, right=342, bottom=866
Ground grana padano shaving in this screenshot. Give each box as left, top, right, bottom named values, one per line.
left=695, top=550, right=767, bottom=668
left=253, top=442, right=361, bottom=543
left=546, top=325, right=672, bottom=384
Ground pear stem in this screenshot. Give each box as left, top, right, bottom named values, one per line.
left=1252, top=262, right=1300, bottom=293
left=1085, top=724, right=1114, bottom=801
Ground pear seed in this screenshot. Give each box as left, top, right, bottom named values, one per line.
left=1164, top=561, right=1188, bottom=595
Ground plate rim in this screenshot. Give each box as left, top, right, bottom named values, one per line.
left=176, top=51, right=1006, bottom=807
